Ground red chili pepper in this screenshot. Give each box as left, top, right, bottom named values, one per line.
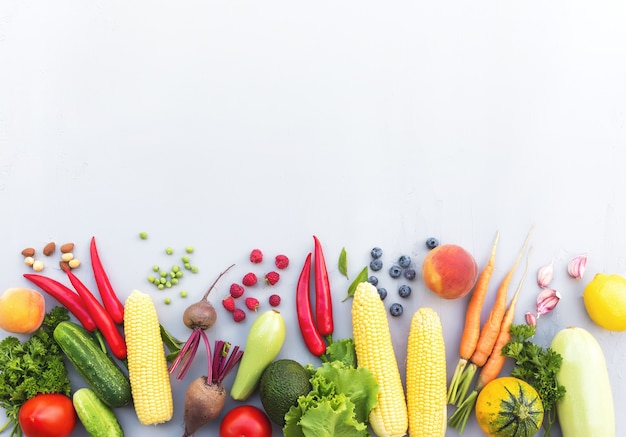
left=296, top=253, right=327, bottom=357
left=90, top=237, right=124, bottom=324
left=313, top=235, right=334, bottom=338
left=64, top=268, right=127, bottom=360
left=23, top=273, right=97, bottom=332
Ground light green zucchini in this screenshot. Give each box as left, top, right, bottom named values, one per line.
left=73, top=388, right=124, bottom=437
left=550, top=326, right=615, bottom=437
left=230, top=309, right=286, bottom=401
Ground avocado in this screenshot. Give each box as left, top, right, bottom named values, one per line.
left=259, top=359, right=312, bottom=426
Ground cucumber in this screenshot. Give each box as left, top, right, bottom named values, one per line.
left=550, top=326, right=615, bottom=437
left=73, top=388, right=124, bottom=437
left=54, top=321, right=131, bottom=408
left=230, top=309, right=286, bottom=401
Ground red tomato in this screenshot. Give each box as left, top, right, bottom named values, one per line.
left=18, top=393, right=76, bottom=437
left=220, top=405, right=273, bottom=437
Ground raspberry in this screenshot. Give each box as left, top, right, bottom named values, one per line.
left=269, top=294, right=281, bottom=307
left=222, top=296, right=236, bottom=312
left=274, top=254, right=289, bottom=269
left=229, top=283, right=245, bottom=298
left=242, top=272, right=258, bottom=287
left=265, top=271, right=280, bottom=286
left=245, top=297, right=260, bottom=311
left=249, top=249, right=263, bottom=264
left=233, top=308, right=246, bottom=322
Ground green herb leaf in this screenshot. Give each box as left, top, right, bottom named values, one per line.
left=343, top=266, right=368, bottom=301
left=502, top=323, right=566, bottom=436
left=0, top=306, right=71, bottom=434
left=338, top=247, right=349, bottom=279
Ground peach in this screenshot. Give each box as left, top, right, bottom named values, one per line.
left=0, top=287, right=46, bottom=334
left=421, top=244, right=478, bottom=299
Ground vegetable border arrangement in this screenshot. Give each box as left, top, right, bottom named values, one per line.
left=0, top=230, right=619, bottom=437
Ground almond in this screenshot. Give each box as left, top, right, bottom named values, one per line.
left=21, top=247, right=36, bottom=257
left=59, top=261, right=70, bottom=271
left=60, top=242, right=74, bottom=253
left=43, top=242, right=56, bottom=256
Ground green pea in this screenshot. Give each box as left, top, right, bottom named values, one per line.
left=159, top=277, right=167, bottom=284
left=147, top=275, right=156, bottom=283
left=172, top=265, right=180, bottom=273
left=181, top=255, right=190, bottom=263
left=160, top=270, right=168, bottom=278
left=180, top=290, right=188, bottom=298
left=152, top=265, right=160, bottom=272
left=166, top=247, right=174, bottom=255
left=165, top=281, right=172, bottom=288
left=184, top=262, right=191, bottom=270
left=139, top=232, right=148, bottom=240
left=191, top=266, right=199, bottom=273
left=175, top=271, right=183, bottom=278
left=185, top=246, right=194, bottom=254
left=158, top=284, right=165, bottom=290
left=164, top=297, right=171, bottom=304
left=171, top=278, right=179, bottom=285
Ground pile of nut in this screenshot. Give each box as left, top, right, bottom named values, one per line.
left=22, top=242, right=79, bottom=272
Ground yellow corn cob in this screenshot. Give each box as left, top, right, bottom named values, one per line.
left=406, top=307, right=447, bottom=437
left=124, top=289, right=174, bottom=425
left=352, top=282, right=408, bottom=437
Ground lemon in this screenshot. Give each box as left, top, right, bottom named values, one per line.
left=583, top=273, right=626, bottom=331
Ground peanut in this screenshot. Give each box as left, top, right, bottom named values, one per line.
left=68, top=259, right=81, bottom=269
left=32, top=260, right=44, bottom=272
left=61, top=252, right=74, bottom=262
left=24, top=256, right=35, bottom=267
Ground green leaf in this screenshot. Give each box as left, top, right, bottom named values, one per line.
left=338, top=248, right=349, bottom=279
left=342, top=266, right=368, bottom=301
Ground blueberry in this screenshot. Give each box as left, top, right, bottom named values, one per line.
left=368, top=275, right=379, bottom=286
left=398, top=255, right=412, bottom=268
left=398, top=284, right=412, bottom=298
left=404, top=268, right=417, bottom=280
left=426, top=237, right=440, bottom=250
left=389, top=303, right=403, bottom=317
left=389, top=264, right=402, bottom=278
left=370, top=247, right=383, bottom=259
left=370, top=259, right=383, bottom=271
left=377, top=287, right=388, bottom=300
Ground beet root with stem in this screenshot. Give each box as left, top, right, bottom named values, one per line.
left=182, top=376, right=226, bottom=437
left=182, top=300, right=217, bottom=330
left=180, top=340, right=243, bottom=436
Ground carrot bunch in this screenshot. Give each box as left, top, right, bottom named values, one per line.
left=447, top=226, right=534, bottom=434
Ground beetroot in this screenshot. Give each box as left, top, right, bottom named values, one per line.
left=182, top=340, right=243, bottom=436
left=170, top=264, right=234, bottom=380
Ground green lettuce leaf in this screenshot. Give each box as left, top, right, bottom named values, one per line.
left=299, top=394, right=368, bottom=437
left=283, top=358, right=378, bottom=437
left=315, top=361, right=379, bottom=424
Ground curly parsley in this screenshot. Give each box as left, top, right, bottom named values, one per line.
left=0, top=306, right=71, bottom=437
left=501, top=323, right=566, bottom=437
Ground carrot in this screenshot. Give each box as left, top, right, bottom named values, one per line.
left=476, top=246, right=531, bottom=390
left=447, top=230, right=500, bottom=405
left=448, top=245, right=531, bottom=434
left=453, top=225, right=533, bottom=405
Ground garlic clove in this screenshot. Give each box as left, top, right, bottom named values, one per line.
left=525, top=312, right=537, bottom=326
left=536, top=288, right=561, bottom=316
left=537, top=261, right=554, bottom=288
left=567, top=255, right=587, bottom=279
